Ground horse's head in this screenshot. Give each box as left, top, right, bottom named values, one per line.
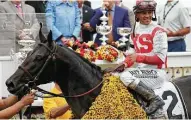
left=6, top=27, right=56, bottom=96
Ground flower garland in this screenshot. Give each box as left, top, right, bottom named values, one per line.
left=82, top=73, right=147, bottom=119
left=64, top=41, right=121, bottom=62
left=96, top=45, right=118, bottom=62
left=65, top=40, right=98, bottom=50
left=76, top=48, right=96, bottom=62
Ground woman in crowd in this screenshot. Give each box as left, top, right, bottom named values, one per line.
left=46, top=0, right=81, bottom=45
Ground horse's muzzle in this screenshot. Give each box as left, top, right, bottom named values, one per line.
left=6, top=80, right=26, bottom=95
left=6, top=80, right=16, bottom=93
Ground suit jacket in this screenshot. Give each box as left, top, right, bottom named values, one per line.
left=83, top=1, right=91, bottom=8
left=82, top=5, right=94, bottom=42
left=25, top=1, right=46, bottom=13
left=0, top=1, right=40, bottom=52
left=90, top=6, right=131, bottom=45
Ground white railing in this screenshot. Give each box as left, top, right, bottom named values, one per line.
left=166, top=52, right=191, bottom=79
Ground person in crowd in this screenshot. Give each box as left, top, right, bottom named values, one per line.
left=106, top=0, right=167, bottom=115
left=25, top=0, right=48, bottom=43
left=115, top=0, right=135, bottom=30
left=90, top=0, right=131, bottom=46
left=83, top=0, right=91, bottom=8
left=0, top=0, right=40, bottom=52
left=159, top=0, right=190, bottom=52
left=46, top=0, right=81, bottom=46
left=43, top=83, right=72, bottom=119
left=0, top=92, right=35, bottom=119
left=25, top=0, right=46, bottom=13
left=77, top=0, right=95, bottom=43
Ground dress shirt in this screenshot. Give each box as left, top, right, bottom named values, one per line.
left=160, top=0, right=191, bottom=41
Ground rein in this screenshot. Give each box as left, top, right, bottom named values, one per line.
left=19, top=42, right=103, bottom=98
left=34, top=80, right=103, bottom=98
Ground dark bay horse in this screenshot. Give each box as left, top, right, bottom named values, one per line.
left=6, top=30, right=103, bottom=118
left=6, top=30, right=191, bottom=119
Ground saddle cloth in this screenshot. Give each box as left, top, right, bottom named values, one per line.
left=152, top=82, right=187, bottom=119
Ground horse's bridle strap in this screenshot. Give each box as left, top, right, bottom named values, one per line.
left=35, top=79, right=103, bottom=98
left=19, top=66, right=33, bottom=79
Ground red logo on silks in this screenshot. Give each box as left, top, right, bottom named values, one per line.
left=133, top=34, right=153, bottom=53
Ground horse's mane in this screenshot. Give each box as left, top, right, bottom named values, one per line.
left=71, top=48, right=102, bottom=72
left=55, top=45, right=103, bottom=118
left=57, top=45, right=103, bottom=80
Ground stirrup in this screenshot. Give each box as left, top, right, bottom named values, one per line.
left=149, top=107, right=167, bottom=119
left=145, top=96, right=165, bottom=115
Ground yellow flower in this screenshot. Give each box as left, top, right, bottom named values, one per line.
left=82, top=74, right=147, bottom=119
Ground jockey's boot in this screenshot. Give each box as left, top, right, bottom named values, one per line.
left=131, top=81, right=165, bottom=115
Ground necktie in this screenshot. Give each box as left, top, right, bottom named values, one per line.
left=107, top=11, right=114, bottom=44
left=16, top=5, right=23, bottom=17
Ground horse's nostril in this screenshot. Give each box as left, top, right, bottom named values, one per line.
left=6, top=81, right=15, bottom=89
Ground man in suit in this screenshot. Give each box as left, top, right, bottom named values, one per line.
left=83, top=0, right=91, bottom=8
left=0, top=0, right=40, bottom=52
left=77, top=0, right=94, bottom=43
left=115, top=0, right=135, bottom=30
left=90, top=0, right=131, bottom=46
left=25, top=0, right=46, bottom=13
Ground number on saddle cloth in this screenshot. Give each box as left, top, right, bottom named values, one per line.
left=153, top=82, right=188, bottom=119
left=132, top=78, right=188, bottom=119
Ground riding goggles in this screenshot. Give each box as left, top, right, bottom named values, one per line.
left=134, top=1, right=157, bottom=12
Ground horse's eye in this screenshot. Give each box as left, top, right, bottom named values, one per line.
left=35, top=55, right=43, bottom=60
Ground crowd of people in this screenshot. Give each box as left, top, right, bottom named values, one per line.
left=0, top=0, right=190, bottom=119
left=0, top=0, right=189, bottom=52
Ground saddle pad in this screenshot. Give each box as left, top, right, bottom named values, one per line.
left=154, top=82, right=188, bottom=119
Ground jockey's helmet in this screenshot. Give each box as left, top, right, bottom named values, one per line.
left=133, top=0, right=157, bottom=22
left=133, top=0, right=157, bottom=13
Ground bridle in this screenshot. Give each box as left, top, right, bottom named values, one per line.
left=17, top=41, right=103, bottom=119
left=18, top=42, right=58, bottom=119
left=18, top=42, right=103, bottom=98
left=19, top=42, right=57, bottom=91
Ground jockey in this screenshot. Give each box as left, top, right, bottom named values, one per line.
left=106, top=0, right=167, bottom=115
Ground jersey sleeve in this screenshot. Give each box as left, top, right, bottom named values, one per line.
left=152, top=27, right=168, bottom=63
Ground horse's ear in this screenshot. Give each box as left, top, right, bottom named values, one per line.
left=39, top=22, right=47, bottom=43
left=47, top=30, right=53, bottom=46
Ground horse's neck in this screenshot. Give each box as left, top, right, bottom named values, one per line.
left=55, top=46, right=103, bottom=117
left=55, top=46, right=103, bottom=95
left=57, top=46, right=102, bottom=79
